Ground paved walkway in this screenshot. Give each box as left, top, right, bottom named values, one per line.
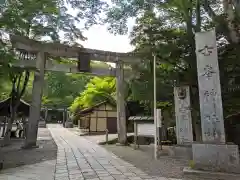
left=0, top=125, right=182, bottom=180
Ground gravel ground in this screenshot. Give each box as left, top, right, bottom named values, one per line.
left=103, top=144, right=188, bottom=179
left=0, top=128, right=57, bottom=170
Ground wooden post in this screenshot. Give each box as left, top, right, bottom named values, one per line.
left=105, top=129, right=109, bottom=144
left=63, top=109, right=65, bottom=125
left=0, top=117, right=2, bottom=136
left=116, top=60, right=127, bottom=145
left=44, top=108, right=48, bottom=121
left=157, top=109, right=162, bottom=151
left=1, top=117, right=6, bottom=137
left=23, top=51, right=46, bottom=148
left=134, top=121, right=138, bottom=149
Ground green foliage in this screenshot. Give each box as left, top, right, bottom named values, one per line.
left=1, top=62, right=114, bottom=109
left=127, top=11, right=181, bottom=113
left=43, top=72, right=90, bottom=107
left=70, top=77, right=116, bottom=112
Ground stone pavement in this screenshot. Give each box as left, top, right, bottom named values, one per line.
left=0, top=124, right=182, bottom=180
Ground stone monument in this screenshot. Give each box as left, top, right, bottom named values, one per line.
left=184, top=30, right=240, bottom=179
left=174, top=86, right=193, bottom=145
left=168, top=86, right=193, bottom=159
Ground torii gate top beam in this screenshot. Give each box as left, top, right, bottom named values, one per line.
left=10, top=35, right=141, bottom=63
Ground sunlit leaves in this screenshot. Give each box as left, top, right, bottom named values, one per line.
left=70, top=77, right=116, bottom=112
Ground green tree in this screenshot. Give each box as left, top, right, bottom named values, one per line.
left=128, top=10, right=182, bottom=113
left=70, top=76, right=116, bottom=113
left=42, top=61, right=112, bottom=107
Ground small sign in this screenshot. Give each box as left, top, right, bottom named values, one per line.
left=157, top=109, right=162, bottom=127
left=78, top=53, right=91, bottom=72
left=137, top=124, right=155, bottom=136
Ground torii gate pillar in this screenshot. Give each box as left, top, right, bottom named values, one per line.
left=116, top=61, right=127, bottom=145
left=23, top=51, right=46, bottom=148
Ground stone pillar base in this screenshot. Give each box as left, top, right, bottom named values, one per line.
left=191, top=143, right=240, bottom=173
left=22, top=142, right=39, bottom=149
left=167, top=144, right=192, bottom=160
left=116, top=142, right=129, bottom=146
left=38, top=121, right=46, bottom=128
left=183, top=167, right=240, bottom=180
left=65, top=121, right=73, bottom=128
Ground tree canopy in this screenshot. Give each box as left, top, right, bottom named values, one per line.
left=70, top=76, right=116, bottom=112
left=0, top=0, right=110, bottom=100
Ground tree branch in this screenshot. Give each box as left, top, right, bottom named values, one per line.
left=202, top=0, right=217, bottom=20
left=195, top=0, right=201, bottom=32
left=10, top=75, right=18, bottom=97
left=19, top=70, right=30, bottom=98
left=16, top=72, right=23, bottom=95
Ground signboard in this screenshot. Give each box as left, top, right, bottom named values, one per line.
left=78, top=53, right=91, bottom=72
left=137, top=123, right=155, bottom=136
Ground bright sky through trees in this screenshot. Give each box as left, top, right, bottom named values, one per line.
left=64, top=0, right=135, bottom=53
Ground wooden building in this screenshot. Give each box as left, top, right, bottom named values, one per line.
left=0, top=98, right=30, bottom=117
left=78, top=101, right=117, bottom=133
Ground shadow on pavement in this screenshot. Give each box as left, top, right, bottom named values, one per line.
left=0, top=128, right=57, bottom=170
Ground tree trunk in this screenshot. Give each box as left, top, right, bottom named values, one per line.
left=22, top=117, right=27, bottom=139
left=190, top=86, right=202, bottom=141
left=3, top=70, right=30, bottom=145
left=192, top=109, right=201, bottom=141
left=3, top=105, right=16, bottom=146
left=162, top=110, right=171, bottom=141
left=1, top=117, right=6, bottom=137
left=3, top=117, right=13, bottom=145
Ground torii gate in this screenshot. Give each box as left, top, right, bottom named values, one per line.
left=10, top=35, right=141, bottom=148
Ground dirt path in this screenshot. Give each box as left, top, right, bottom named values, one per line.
left=0, top=128, right=57, bottom=170
left=103, top=144, right=188, bottom=179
